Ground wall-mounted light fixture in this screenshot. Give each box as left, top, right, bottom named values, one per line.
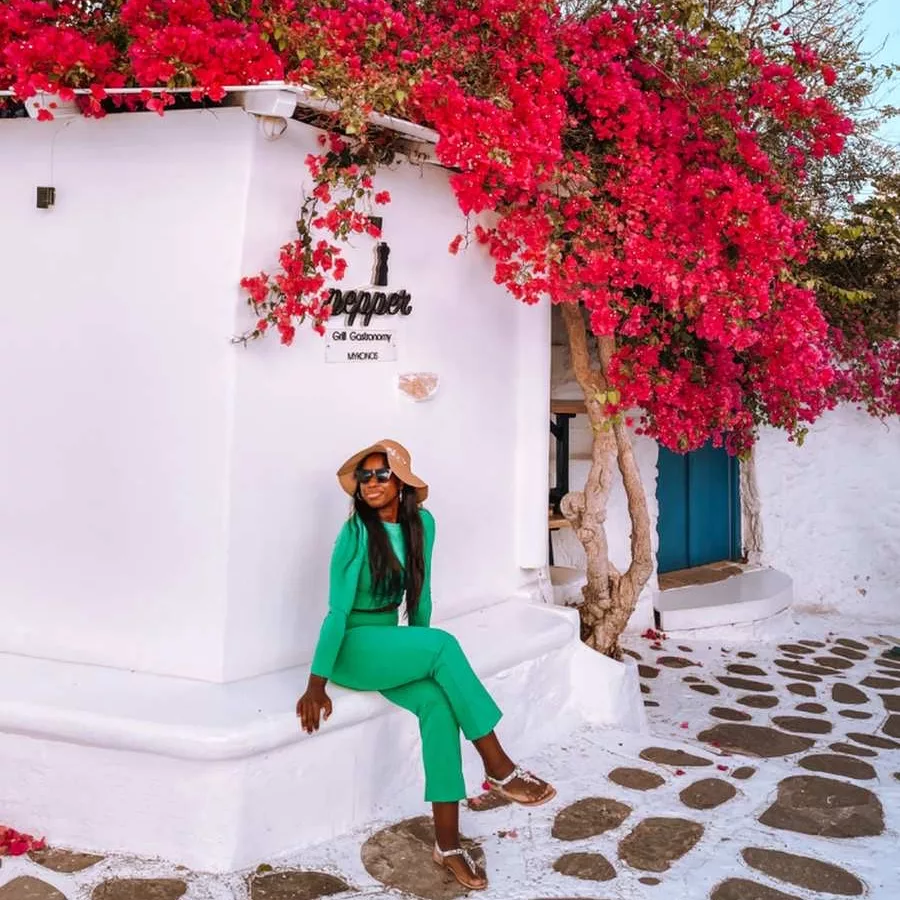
left=25, top=92, right=82, bottom=120
left=240, top=87, right=297, bottom=142
left=240, top=88, right=298, bottom=119
left=36, top=186, right=56, bottom=209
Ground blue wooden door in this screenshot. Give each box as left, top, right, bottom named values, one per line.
left=656, top=443, right=741, bottom=574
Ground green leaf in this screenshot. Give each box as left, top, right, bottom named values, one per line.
left=686, top=5, right=704, bottom=30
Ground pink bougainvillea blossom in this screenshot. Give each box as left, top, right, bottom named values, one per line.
left=3, top=0, right=890, bottom=452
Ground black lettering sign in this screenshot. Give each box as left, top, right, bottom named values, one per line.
left=329, top=288, right=345, bottom=316
left=329, top=287, right=413, bottom=326
left=373, top=243, right=390, bottom=287
left=359, top=292, right=376, bottom=326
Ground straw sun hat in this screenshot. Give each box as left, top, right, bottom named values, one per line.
left=337, top=439, right=429, bottom=503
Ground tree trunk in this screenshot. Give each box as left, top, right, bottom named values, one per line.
left=559, top=305, right=655, bottom=656
left=740, top=449, right=763, bottom=565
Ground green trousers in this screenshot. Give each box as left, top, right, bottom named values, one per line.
left=330, top=611, right=503, bottom=802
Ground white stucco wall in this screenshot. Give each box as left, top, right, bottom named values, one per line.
left=220, top=119, right=551, bottom=680
left=0, top=110, right=250, bottom=680
left=0, top=108, right=551, bottom=682
left=550, top=326, right=898, bottom=626
left=755, top=405, right=900, bottom=615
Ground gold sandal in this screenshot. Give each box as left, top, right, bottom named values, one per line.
left=432, top=843, right=487, bottom=891
left=485, top=765, right=556, bottom=807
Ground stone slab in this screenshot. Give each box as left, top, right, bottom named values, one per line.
left=618, top=818, right=704, bottom=873
left=832, top=684, right=869, bottom=705
left=830, top=742, right=878, bottom=758
left=711, top=879, right=801, bottom=900
left=717, top=677, right=775, bottom=693
left=0, top=879, right=67, bottom=900
left=697, top=724, right=814, bottom=758
left=758, top=775, right=884, bottom=838
left=726, top=664, right=767, bottom=677
left=249, top=872, right=350, bottom=900
left=848, top=732, right=900, bottom=750
left=639, top=748, right=712, bottom=768
left=737, top=695, right=779, bottom=709
left=797, top=754, right=876, bottom=780
left=710, top=707, right=752, bottom=722
left=92, top=882, right=187, bottom=900
left=679, top=778, right=737, bottom=810
left=609, top=769, right=665, bottom=791
left=552, top=853, right=616, bottom=882
left=552, top=798, right=632, bottom=841
left=741, top=849, right=863, bottom=897
left=28, top=849, right=105, bottom=874
left=770, top=716, right=833, bottom=735
left=361, top=817, right=484, bottom=900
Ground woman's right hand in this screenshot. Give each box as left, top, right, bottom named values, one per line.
left=297, top=676, right=333, bottom=734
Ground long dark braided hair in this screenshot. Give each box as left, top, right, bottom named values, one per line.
left=353, top=480, right=426, bottom=619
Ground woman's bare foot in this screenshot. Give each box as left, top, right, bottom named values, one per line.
left=485, top=765, right=556, bottom=806
left=432, top=843, right=487, bottom=890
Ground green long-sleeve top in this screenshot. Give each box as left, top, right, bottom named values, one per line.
left=310, top=508, right=436, bottom=680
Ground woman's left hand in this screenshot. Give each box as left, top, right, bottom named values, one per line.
left=296, top=676, right=333, bottom=734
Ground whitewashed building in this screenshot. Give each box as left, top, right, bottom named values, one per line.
left=0, top=88, right=643, bottom=872
left=2, top=82, right=896, bottom=875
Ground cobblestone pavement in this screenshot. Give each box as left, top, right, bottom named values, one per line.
left=2, top=623, right=898, bottom=900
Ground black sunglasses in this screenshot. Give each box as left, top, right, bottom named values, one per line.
left=356, top=467, right=393, bottom=484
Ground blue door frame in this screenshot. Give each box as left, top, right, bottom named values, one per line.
left=656, top=444, right=742, bottom=574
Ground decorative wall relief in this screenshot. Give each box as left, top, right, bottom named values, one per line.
left=398, top=372, right=439, bottom=402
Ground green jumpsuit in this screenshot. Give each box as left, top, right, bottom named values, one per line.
left=310, top=509, right=502, bottom=802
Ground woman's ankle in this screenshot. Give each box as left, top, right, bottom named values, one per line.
left=484, top=759, right=516, bottom=780
left=436, top=835, right=464, bottom=851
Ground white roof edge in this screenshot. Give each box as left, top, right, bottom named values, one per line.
left=0, top=81, right=440, bottom=145
left=284, top=83, right=439, bottom=145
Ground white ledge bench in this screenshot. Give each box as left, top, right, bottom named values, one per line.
left=0, top=599, right=644, bottom=872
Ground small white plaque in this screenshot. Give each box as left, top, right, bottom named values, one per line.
left=325, top=329, right=397, bottom=364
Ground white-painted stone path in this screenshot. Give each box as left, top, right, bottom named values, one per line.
left=2, top=611, right=898, bottom=900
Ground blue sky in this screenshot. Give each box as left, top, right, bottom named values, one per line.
left=861, top=0, right=899, bottom=146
